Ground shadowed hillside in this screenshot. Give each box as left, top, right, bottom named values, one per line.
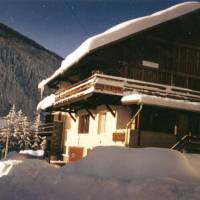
left=0, top=23, right=62, bottom=118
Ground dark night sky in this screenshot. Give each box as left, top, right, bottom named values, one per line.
left=0, top=0, right=198, bottom=57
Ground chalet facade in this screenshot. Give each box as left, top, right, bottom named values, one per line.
left=38, top=2, right=200, bottom=162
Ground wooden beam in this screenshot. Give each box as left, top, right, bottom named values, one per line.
left=147, top=35, right=200, bottom=51
left=69, top=112, right=76, bottom=122
left=86, top=109, right=95, bottom=120
left=106, top=104, right=116, bottom=117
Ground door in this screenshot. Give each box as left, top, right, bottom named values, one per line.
left=68, top=147, right=84, bottom=162
left=50, top=121, right=63, bottom=160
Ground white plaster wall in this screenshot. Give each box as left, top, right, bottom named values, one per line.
left=64, top=105, right=131, bottom=152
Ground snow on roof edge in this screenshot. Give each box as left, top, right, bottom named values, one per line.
left=38, top=1, right=200, bottom=90
left=37, top=94, right=55, bottom=111
left=121, top=93, right=200, bottom=112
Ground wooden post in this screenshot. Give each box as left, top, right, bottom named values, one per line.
left=185, top=76, right=189, bottom=89
left=174, top=125, right=178, bottom=136
left=125, top=105, right=143, bottom=147
left=170, top=72, right=174, bottom=86
left=137, top=113, right=141, bottom=147
left=125, top=128, right=130, bottom=147
left=4, top=129, right=9, bottom=159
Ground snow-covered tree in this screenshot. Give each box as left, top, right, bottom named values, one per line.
left=11, top=110, right=24, bottom=150
left=6, top=104, right=17, bottom=131
left=3, top=104, right=18, bottom=157
left=33, top=113, right=41, bottom=134
left=31, top=113, right=46, bottom=150
left=18, top=116, right=32, bottom=150
left=0, top=106, right=46, bottom=158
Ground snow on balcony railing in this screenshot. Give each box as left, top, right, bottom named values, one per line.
left=55, top=73, right=200, bottom=107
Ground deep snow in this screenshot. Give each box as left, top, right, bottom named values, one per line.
left=36, top=94, right=55, bottom=111
left=0, top=147, right=200, bottom=200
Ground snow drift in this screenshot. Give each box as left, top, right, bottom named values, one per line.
left=63, top=147, right=200, bottom=181
left=0, top=159, right=22, bottom=178
left=0, top=147, right=200, bottom=200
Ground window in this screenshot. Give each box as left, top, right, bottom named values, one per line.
left=141, top=107, right=177, bottom=134
left=78, top=114, right=90, bottom=133
left=98, top=112, right=106, bottom=134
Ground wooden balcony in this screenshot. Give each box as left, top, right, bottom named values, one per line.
left=54, top=73, right=200, bottom=108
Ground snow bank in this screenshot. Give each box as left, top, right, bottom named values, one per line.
left=38, top=2, right=200, bottom=90
left=19, top=150, right=44, bottom=157
left=0, top=147, right=200, bottom=200
left=37, top=94, right=55, bottom=111
left=63, top=147, right=200, bottom=181
left=0, top=160, right=22, bottom=177
left=121, top=93, right=200, bottom=112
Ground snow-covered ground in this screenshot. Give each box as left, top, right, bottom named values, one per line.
left=19, top=149, right=44, bottom=157
left=0, top=147, right=200, bottom=200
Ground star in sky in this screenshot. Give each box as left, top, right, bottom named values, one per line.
left=9, top=16, right=14, bottom=24
left=0, top=0, right=191, bottom=57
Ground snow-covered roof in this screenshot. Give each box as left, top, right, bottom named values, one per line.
left=121, top=93, right=200, bottom=112
left=38, top=2, right=200, bottom=91
left=37, top=94, right=55, bottom=111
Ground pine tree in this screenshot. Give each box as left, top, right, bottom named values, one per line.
left=32, top=113, right=46, bottom=150
left=18, top=116, right=32, bottom=150
left=0, top=106, right=46, bottom=158
left=12, top=110, right=24, bottom=151
left=4, top=104, right=18, bottom=157
left=34, top=113, right=41, bottom=134
left=6, top=104, right=17, bottom=130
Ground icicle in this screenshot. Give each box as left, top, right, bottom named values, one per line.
left=40, top=86, right=44, bottom=99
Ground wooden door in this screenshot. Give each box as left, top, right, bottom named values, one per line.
left=68, top=147, right=84, bottom=162
left=50, top=121, right=63, bottom=160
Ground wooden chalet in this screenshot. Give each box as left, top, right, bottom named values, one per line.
left=37, top=2, right=200, bottom=162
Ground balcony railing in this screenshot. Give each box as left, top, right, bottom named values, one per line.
left=55, top=73, right=200, bottom=106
